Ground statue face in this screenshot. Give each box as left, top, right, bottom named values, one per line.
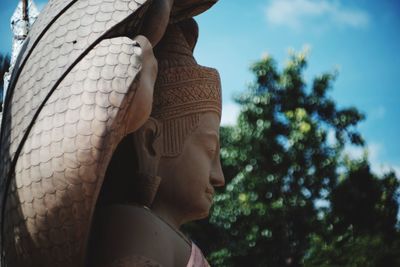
left=155, top=112, right=225, bottom=222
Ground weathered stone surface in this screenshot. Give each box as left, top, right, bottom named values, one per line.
left=2, top=36, right=146, bottom=266
left=0, top=0, right=220, bottom=266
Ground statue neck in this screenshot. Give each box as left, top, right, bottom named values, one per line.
left=151, top=201, right=192, bottom=245
left=151, top=201, right=185, bottom=230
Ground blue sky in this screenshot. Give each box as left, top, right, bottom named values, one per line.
left=1, top=0, right=399, bottom=177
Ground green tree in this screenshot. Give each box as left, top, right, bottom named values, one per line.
left=330, top=160, right=399, bottom=238
left=0, top=53, right=11, bottom=111
left=186, top=50, right=399, bottom=266
left=304, top=160, right=400, bottom=267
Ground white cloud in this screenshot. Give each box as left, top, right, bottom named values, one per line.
left=345, top=142, right=400, bottom=177
left=344, top=144, right=365, bottom=160
left=221, top=103, right=240, bottom=126
left=373, top=164, right=400, bottom=178
left=368, top=143, right=400, bottom=177
left=265, top=0, right=370, bottom=31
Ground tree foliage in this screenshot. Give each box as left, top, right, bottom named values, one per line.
left=186, top=51, right=400, bottom=267
left=304, top=160, right=400, bottom=267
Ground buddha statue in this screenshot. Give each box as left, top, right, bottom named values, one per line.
left=0, top=0, right=222, bottom=266
left=87, top=20, right=224, bottom=267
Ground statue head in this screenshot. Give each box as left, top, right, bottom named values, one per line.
left=97, top=20, right=224, bottom=226
left=146, top=21, right=225, bottom=224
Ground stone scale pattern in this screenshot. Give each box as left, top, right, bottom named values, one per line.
left=4, top=36, right=144, bottom=266
left=0, top=0, right=150, bottom=266
left=0, top=0, right=220, bottom=266
left=5, top=0, right=76, bottom=102
left=1, top=0, right=149, bottom=183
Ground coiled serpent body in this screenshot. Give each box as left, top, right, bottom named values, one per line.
left=0, top=0, right=151, bottom=266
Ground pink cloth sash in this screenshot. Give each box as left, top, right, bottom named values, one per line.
left=186, top=243, right=210, bottom=267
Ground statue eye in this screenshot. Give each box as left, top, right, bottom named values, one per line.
left=199, top=132, right=219, bottom=157
left=206, top=149, right=216, bottom=159
left=206, top=145, right=217, bottom=158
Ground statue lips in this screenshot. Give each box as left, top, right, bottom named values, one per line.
left=205, top=187, right=215, bottom=202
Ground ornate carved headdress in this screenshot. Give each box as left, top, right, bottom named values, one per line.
left=151, top=22, right=222, bottom=157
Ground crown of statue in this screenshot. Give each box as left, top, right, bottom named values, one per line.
left=150, top=22, right=222, bottom=157
left=151, top=23, right=222, bottom=121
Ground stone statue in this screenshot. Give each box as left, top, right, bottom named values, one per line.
left=0, top=0, right=222, bottom=266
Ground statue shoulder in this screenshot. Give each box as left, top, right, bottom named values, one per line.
left=88, top=204, right=190, bottom=267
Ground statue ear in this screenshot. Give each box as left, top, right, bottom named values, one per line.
left=130, top=117, right=162, bottom=206
left=133, top=117, right=162, bottom=158
left=143, top=118, right=161, bottom=156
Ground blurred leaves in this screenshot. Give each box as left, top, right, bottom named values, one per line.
left=185, top=50, right=399, bottom=267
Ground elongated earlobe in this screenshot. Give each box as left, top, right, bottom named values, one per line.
left=143, top=118, right=162, bottom=157
left=131, top=117, right=162, bottom=206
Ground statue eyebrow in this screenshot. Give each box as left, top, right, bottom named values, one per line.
left=196, top=131, right=219, bottom=146
left=202, top=130, right=218, bottom=139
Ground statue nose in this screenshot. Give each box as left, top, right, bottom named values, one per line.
left=210, top=156, right=225, bottom=187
